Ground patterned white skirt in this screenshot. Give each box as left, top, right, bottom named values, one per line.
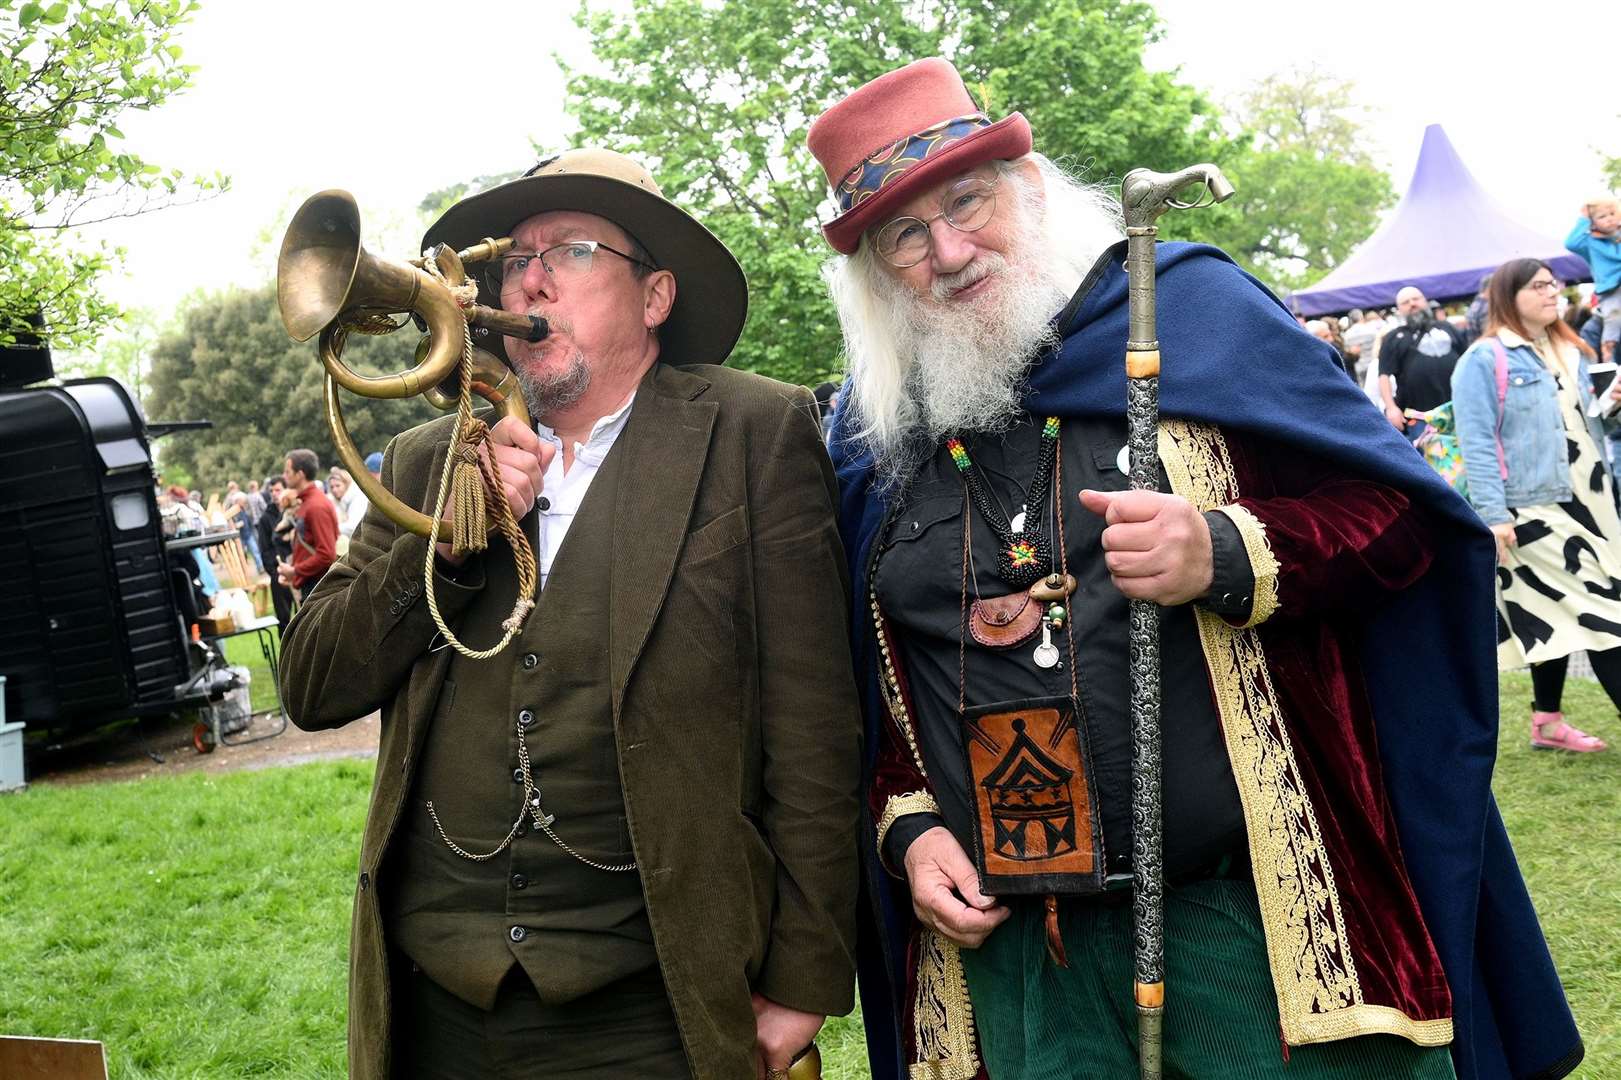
left=1497, top=399, right=1621, bottom=668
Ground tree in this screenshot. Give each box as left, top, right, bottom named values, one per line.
left=1, top=0, right=225, bottom=348
left=144, top=284, right=441, bottom=488
left=419, top=169, right=525, bottom=221
left=564, top=0, right=1236, bottom=385
left=1186, top=68, right=1396, bottom=291
left=55, top=306, right=158, bottom=400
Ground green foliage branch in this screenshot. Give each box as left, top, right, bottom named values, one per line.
left=0, top=0, right=226, bottom=348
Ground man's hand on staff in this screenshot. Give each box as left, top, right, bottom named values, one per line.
left=435, top=416, right=554, bottom=566
left=1080, top=488, right=1214, bottom=606
left=903, top=826, right=1009, bottom=948
left=751, top=994, right=823, bottom=1080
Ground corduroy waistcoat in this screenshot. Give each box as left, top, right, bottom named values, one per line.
left=385, top=442, right=655, bottom=1009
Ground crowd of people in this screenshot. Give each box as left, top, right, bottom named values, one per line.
left=1301, top=269, right=1614, bottom=423
left=154, top=446, right=385, bottom=632
left=1284, top=198, right=1621, bottom=758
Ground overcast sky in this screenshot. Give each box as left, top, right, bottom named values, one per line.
left=87, top=0, right=1617, bottom=323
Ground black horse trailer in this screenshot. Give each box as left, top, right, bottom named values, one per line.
left=0, top=376, right=208, bottom=740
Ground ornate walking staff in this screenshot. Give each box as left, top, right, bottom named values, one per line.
left=1119, top=164, right=1234, bottom=1080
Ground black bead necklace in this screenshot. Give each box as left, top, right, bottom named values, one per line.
left=945, top=417, right=1061, bottom=588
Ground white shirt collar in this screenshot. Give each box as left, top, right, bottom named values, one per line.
left=535, top=390, right=637, bottom=469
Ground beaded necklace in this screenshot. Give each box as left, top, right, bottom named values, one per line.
left=945, top=416, right=1061, bottom=588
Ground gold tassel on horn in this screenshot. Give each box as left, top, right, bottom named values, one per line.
left=449, top=418, right=491, bottom=557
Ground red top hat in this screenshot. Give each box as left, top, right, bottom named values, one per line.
left=808, top=57, right=1032, bottom=255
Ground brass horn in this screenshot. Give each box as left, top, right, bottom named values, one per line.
left=276, top=189, right=546, bottom=537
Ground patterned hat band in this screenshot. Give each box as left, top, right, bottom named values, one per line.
left=835, top=112, right=992, bottom=215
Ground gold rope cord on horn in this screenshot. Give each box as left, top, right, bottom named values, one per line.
left=417, top=255, right=537, bottom=660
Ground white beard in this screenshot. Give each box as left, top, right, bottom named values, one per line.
left=829, top=154, right=1124, bottom=495
left=901, top=260, right=1069, bottom=441
left=868, top=209, right=1076, bottom=485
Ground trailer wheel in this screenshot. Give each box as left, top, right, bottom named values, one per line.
left=192, top=721, right=215, bottom=755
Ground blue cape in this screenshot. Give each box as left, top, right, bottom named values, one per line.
left=832, top=242, right=1582, bottom=1080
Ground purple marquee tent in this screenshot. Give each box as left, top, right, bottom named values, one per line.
left=1290, top=124, right=1591, bottom=316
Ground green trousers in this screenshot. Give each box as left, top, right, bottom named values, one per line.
left=959, top=878, right=1457, bottom=1080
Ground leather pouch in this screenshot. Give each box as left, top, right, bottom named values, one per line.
left=969, top=591, right=1042, bottom=648
left=960, top=695, right=1105, bottom=896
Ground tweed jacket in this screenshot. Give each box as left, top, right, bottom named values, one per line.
left=279, top=361, right=863, bottom=1080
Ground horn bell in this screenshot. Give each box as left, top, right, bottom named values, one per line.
left=278, top=189, right=369, bottom=344
left=277, top=189, right=465, bottom=400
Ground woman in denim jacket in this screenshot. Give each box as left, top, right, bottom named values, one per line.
left=1453, top=257, right=1621, bottom=752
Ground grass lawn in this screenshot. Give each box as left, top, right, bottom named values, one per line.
left=2, top=671, right=1616, bottom=1078
left=1, top=761, right=368, bottom=1077
left=1492, top=672, right=1621, bottom=1074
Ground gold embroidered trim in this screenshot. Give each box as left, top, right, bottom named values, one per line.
left=1158, top=420, right=1371, bottom=1044
left=910, top=929, right=981, bottom=1080
left=872, top=591, right=930, bottom=780
left=1288, top=1006, right=1453, bottom=1048
left=871, top=592, right=979, bottom=1075
left=877, top=790, right=942, bottom=874
left=1214, top=502, right=1281, bottom=627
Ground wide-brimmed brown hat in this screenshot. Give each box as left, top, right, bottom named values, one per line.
left=808, top=58, right=1032, bottom=255
left=422, top=147, right=747, bottom=365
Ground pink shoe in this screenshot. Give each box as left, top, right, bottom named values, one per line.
left=1531, top=711, right=1608, bottom=752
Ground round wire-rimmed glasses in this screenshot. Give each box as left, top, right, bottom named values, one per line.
left=872, top=176, right=999, bottom=268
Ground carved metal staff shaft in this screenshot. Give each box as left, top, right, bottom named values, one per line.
left=1119, top=163, right=1234, bottom=1080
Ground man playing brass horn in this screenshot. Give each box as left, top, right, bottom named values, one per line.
left=815, top=59, right=1582, bottom=1080
left=279, top=148, right=860, bottom=1080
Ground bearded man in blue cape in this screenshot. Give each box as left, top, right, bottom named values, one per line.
left=809, top=58, right=1583, bottom=1080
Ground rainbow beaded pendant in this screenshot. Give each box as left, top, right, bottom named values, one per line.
left=946, top=418, right=1061, bottom=589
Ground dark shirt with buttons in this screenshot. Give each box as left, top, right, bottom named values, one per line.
left=874, top=414, right=1252, bottom=887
